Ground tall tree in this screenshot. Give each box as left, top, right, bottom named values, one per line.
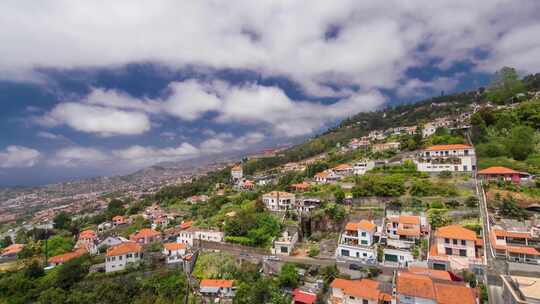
left=486, top=67, right=526, bottom=104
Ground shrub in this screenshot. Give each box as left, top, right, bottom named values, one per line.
left=438, top=171, right=452, bottom=178
left=308, top=245, right=320, bottom=257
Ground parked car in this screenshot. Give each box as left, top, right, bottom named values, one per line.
left=349, top=263, right=362, bottom=271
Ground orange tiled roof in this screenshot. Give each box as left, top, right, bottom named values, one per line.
left=1, top=244, right=24, bottom=256
left=435, top=225, right=477, bottom=241
left=493, top=229, right=531, bottom=239
left=330, top=278, right=383, bottom=301
left=49, top=248, right=86, bottom=264
left=506, top=246, right=540, bottom=256
left=315, top=171, right=329, bottom=178
left=163, top=242, right=187, bottom=251
left=397, top=226, right=421, bottom=237
left=434, top=282, right=477, bottom=304
left=180, top=220, right=194, bottom=230
left=200, top=279, right=234, bottom=288
left=334, top=164, right=352, bottom=170
left=106, top=242, right=142, bottom=256
left=79, top=229, right=96, bottom=239
left=292, top=182, right=310, bottom=189
left=346, top=220, right=376, bottom=232
left=408, top=267, right=452, bottom=281
left=399, top=215, right=421, bottom=225
left=478, top=166, right=520, bottom=175
left=397, top=272, right=436, bottom=299
left=264, top=191, right=294, bottom=197
left=426, top=144, right=472, bottom=151
left=130, top=228, right=160, bottom=239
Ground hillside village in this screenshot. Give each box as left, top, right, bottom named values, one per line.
left=1, top=70, right=540, bottom=303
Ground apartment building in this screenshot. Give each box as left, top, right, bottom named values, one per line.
left=416, top=144, right=476, bottom=172
left=262, top=191, right=295, bottom=212
left=491, top=226, right=540, bottom=264
left=336, top=220, right=377, bottom=261
left=177, top=227, right=223, bottom=247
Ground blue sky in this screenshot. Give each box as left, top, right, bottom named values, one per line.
left=1, top=1, right=539, bottom=186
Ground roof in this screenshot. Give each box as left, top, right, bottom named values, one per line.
left=200, top=279, right=234, bottom=288
left=408, top=267, right=452, bottom=281
left=435, top=225, right=477, bottom=241
left=397, top=271, right=476, bottom=304
left=493, top=229, right=531, bottom=239
left=426, top=144, right=472, bottom=151
left=345, top=220, right=376, bottom=232
left=106, top=242, right=142, bottom=256
left=507, top=276, right=540, bottom=300
left=231, top=165, right=242, bottom=171
left=334, top=164, right=352, bottom=170
left=112, top=215, right=125, bottom=221
left=79, top=229, right=96, bottom=239
left=180, top=220, right=194, bottom=230
left=131, top=228, right=160, bottom=239
left=506, top=246, right=540, bottom=256
left=330, top=278, right=385, bottom=300
left=163, top=242, right=187, bottom=251
left=263, top=191, right=295, bottom=198
left=315, top=171, right=329, bottom=178
left=399, top=215, right=421, bottom=225
left=397, top=225, right=421, bottom=237
left=478, top=166, right=519, bottom=175
left=1, top=244, right=24, bottom=256
left=292, top=182, right=310, bottom=189
left=49, top=248, right=86, bottom=264
left=292, top=289, right=317, bottom=304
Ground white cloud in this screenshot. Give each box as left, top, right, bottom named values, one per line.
left=199, top=132, right=265, bottom=154
left=396, top=77, right=459, bottom=98
left=49, top=147, right=110, bottom=167
left=163, top=80, right=221, bottom=121
left=40, top=102, right=151, bottom=136
left=0, top=146, right=41, bottom=168
left=1, top=1, right=539, bottom=94
left=112, top=143, right=199, bottom=167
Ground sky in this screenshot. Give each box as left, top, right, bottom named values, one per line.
left=1, top=1, right=540, bottom=186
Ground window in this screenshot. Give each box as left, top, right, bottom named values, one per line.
left=459, top=249, right=467, bottom=257
left=363, top=300, right=369, bottom=304
left=453, top=239, right=458, bottom=245
left=127, top=253, right=132, bottom=258
left=461, top=240, right=466, bottom=246
left=281, top=246, right=288, bottom=253
left=361, top=232, right=366, bottom=237
left=341, top=249, right=350, bottom=257
left=363, top=253, right=367, bottom=257
left=119, top=255, right=122, bottom=260
left=361, top=240, right=368, bottom=245
left=445, top=238, right=450, bottom=244
left=445, top=248, right=452, bottom=255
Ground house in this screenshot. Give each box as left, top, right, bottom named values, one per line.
left=336, top=220, right=377, bottom=262
left=151, top=216, right=170, bottom=230
left=478, top=166, right=528, bottom=184
left=75, top=230, right=98, bottom=254
left=349, top=137, right=370, bottom=150
left=231, top=165, right=243, bottom=181
left=329, top=278, right=392, bottom=304
left=239, top=179, right=255, bottom=190
left=501, top=275, right=540, bottom=304
left=382, top=248, right=415, bottom=268
left=422, top=122, right=438, bottom=138
left=333, top=164, right=354, bottom=176
left=177, top=227, right=223, bottom=247
left=291, top=182, right=310, bottom=192
left=292, top=289, right=317, bottom=304
left=314, top=170, right=340, bottom=184
left=372, top=142, right=400, bottom=153
left=1, top=244, right=24, bottom=259
left=295, top=198, right=321, bottom=214
left=395, top=269, right=477, bottom=304
left=48, top=248, right=86, bottom=267
left=199, top=279, right=235, bottom=299
left=385, top=215, right=425, bottom=247
left=368, top=130, right=386, bottom=141
left=98, top=236, right=129, bottom=249
left=271, top=226, right=299, bottom=256
left=283, top=162, right=307, bottom=172
left=416, top=144, right=476, bottom=172
left=490, top=227, right=540, bottom=264
left=428, top=225, right=484, bottom=271
left=187, top=195, right=209, bottom=204
left=129, top=228, right=161, bottom=245
left=162, top=242, right=187, bottom=264
left=262, top=191, right=295, bottom=212
left=353, top=160, right=374, bottom=175
left=97, top=221, right=113, bottom=233
left=105, top=242, right=143, bottom=272
left=79, top=229, right=97, bottom=243
left=112, top=215, right=126, bottom=226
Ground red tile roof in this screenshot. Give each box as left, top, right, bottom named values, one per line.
left=106, top=242, right=142, bottom=256
left=330, top=278, right=386, bottom=300
left=1, top=244, right=24, bottom=256
left=434, top=282, right=477, bottom=304
left=292, top=289, right=317, bottom=304
left=163, top=242, right=187, bottom=251
left=478, top=166, right=519, bottom=175
left=130, top=228, right=160, bottom=239
left=346, top=220, right=376, bottom=232
left=399, top=215, right=421, bottom=225
left=426, top=144, right=472, bottom=151
left=408, top=266, right=452, bottom=281
left=397, top=271, right=476, bottom=304
left=180, top=220, right=194, bottom=230
left=435, top=225, right=477, bottom=241
left=506, top=246, right=540, bottom=256
left=200, top=279, right=234, bottom=288
left=49, top=248, right=86, bottom=264
left=79, top=229, right=96, bottom=239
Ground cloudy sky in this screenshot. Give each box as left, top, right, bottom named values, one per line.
left=1, top=1, right=539, bottom=186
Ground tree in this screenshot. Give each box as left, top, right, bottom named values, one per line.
left=55, top=256, right=89, bottom=289
left=428, top=209, right=450, bottom=229
left=505, top=125, right=536, bottom=161
left=24, top=260, right=44, bottom=279
left=45, top=235, right=74, bottom=257
left=106, top=199, right=126, bottom=219
left=53, top=212, right=72, bottom=231
left=278, top=263, right=299, bottom=288
left=465, top=196, right=479, bottom=208
left=0, top=236, right=12, bottom=248
left=486, top=67, right=526, bottom=104
left=334, top=188, right=345, bottom=204
left=499, top=195, right=527, bottom=219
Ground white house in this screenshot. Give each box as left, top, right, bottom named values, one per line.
left=105, top=242, right=143, bottom=273
left=231, top=165, right=243, bottom=181
left=353, top=160, right=375, bottom=175
left=177, top=228, right=224, bottom=247
left=428, top=225, right=483, bottom=271
left=382, top=248, right=415, bottom=268
left=162, top=242, right=187, bottom=264
left=314, top=170, right=340, bottom=184
left=262, top=191, right=295, bottom=212
left=336, top=220, right=377, bottom=262
left=199, top=279, right=236, bottom=299
left=271, top=226, right=298, bottom=256
left=415, top=144, right=476, bottom=172
left=98, top=236, right=129, bottom=249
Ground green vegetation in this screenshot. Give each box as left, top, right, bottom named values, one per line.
left=223, top=201, right=281, bottom=247
left=486, top=67, right=526, bottom=105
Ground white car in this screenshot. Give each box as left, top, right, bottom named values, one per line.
left=265, top=255, right=281, bottom=261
